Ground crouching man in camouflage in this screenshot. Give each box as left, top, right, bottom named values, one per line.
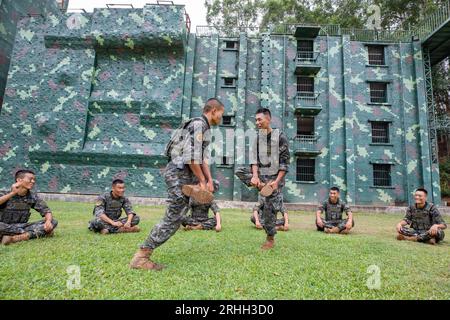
left=182, top=179, right=222, bottom=232
left=251, top=193, right=289, bottom=231
left=0, top=169, right=57, bottom=245
left=316, top=186, right=354, bottom=234
left=88, top=179, right=140, bottom=234
left=130, top=98, right=224, bottom=270
left=235, top=108, right=290, bottom=250
left=396, top=188, right=446, bottom=245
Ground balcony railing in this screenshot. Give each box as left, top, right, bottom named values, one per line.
left=296, top=51, right=320, bottom=63
left=293, top=135, right=320, bottom=154
left=295, top=91, right=322, bottom=114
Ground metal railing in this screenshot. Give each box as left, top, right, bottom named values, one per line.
left=293, top=135, right=319, bottom=152
left=296, top=92, right=320, bottom=106
left=414, top=0, right=450, bottom=41
left=296, top=51, right=320, bottom=63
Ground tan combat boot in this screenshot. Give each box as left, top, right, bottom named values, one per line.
left=261, top=236, right=275, bottom=250
left=182, top=185, right=214, bottom=204
left=118, top=226, right=141, bottom=233
left=1, top=232, right=30, bottom=245
left=185, top=224, right=203, bottom=231
left=325, top=227, right=340, bottom=234
left=129, top=248, right=164, bottom=271
left=259, top=182, right=275, bottom=197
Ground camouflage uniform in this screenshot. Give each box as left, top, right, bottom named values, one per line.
left=141, top=115, right=211, bottom=249
left=181, top=179, right=220, bottom=230
left=88, top=191, right=140, bottom=233
left=181, top=199, right=220, bottom=230
left=235, top=129, right=290, bottom=237
left=316, top=198, right=354, bottom=232
left=0, top=191, right=57, bottom=240
left=399, top=202, right=446, bottom=243
left=251, top=194, right=287, bottom=227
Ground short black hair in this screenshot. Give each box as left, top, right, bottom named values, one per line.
left=330, top=186, right=340, bottom=192
left=256, top=108, right=271, bottom=118
left=112, top=179, right=125, bottom=186
left=15, top=169, right=35, bottom=181
left=203, top=98, right=224, bottom=113
left=415, top=188, right=428, bottom=195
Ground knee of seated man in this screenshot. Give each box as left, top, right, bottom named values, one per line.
left=51, top=219, right=58, bottom=228
left=132, top=215, right=140, bottom=224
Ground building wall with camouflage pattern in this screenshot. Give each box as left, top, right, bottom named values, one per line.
left=0, top=3, right=441, bottom=206
left=0, top=0, right=64, bottom=107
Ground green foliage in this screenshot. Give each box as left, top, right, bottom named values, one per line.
left=440, top=157, right=450, bottom=197
left=0, top=201, right=448, bottom=299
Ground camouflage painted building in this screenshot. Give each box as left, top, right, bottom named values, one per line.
left=0, top=0, right=68, bottom=107
left=0, top=2, right=449, bottom=205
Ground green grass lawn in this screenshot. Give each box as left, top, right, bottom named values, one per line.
left=0, top=201, right=449, bottom=300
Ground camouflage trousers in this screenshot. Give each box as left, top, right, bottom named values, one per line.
left=88, top=215, right=140, bottom=233
left=399, top=226, right=445, bottom=243
left=182, top=216, right=217, bottom=230
left=141, top=162, right=196, bottom=249
left=316, top=219, right=354, bottom=232
left=0, top=219, right=58, bottom=240
left=235, top=166, right=284, bottom=237
left=250, top=214, right=285, bottom=227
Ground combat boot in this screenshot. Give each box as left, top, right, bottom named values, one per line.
left=325, top=227, right=340, bottom=234
left=118, top=226, right=140, bottom=233
left=130, top=248, right=164, bottom=271
left=261, top=236, right=275, bottom=250
left=1, top=232, right=30, bottom=245
left=259, top=182, right=275, bottom=197
left=182, top=185, right=214, bottom=204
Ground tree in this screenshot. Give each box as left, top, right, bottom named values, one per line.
left=204, top=0, right=264, bottom=34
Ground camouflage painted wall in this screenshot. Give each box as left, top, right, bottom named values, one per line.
left=0, top=0, right=62, bottom=107
left=0, top=4, right=441, bottom=205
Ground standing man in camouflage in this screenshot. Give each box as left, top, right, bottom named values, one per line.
left=316, top=187, right=354, bottom=234
left=235, top=108, right=290, bottom=250
left=396, top=188, right=446, bottom=245
left=182, top=179, right=222, bottom=232
left=130, top=98, right=225, bottom=270
left=88, top=179, right=141, bottom=234
left=251, top=194, right=289, bottom=231
left=0, top=169, right=58, bottom=245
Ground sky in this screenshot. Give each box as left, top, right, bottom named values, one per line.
left=67, top=0, right=208, bottom=30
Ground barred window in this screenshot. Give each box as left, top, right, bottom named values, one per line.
left=223, top=77, right=236, bottom=87
left=296, top=158, right=315, bottom=182
left=297, top=116, right=314, bottom=136
left=371, top=122, right=389, bottom=143
left=297, top=76, right=314, bottom=95
left=373, top=164, right=391, bottom=187
left=297, top=40, right=314, bottom=59
left=225, top=40, right=238, bottom=50
left=369, top=82, right=387, bottom=103
left=222, top=115, right=234, bottom=126
left=367, top=45, right=385, bottom=65
left=221, top=156, right=231, bottom=165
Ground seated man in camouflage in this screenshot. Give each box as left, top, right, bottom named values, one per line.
left=316, top=186, right=354, bottom=234
left=0, top=169, right=58, bottom=245
left=251, top=194, right=289, bottom=231
left=396, top=188, right=446, bottom=245
left=182, top=180, right=222, bottom=232
left=88, top=179, right=140, bottom=234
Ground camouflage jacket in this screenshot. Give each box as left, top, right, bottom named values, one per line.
left=318, top=198, right=351, bottom=221
left=0, top=190, right=51, bottom=224
left=93, top=191, right=135, bottom=220
left=403, top=202, right=446, bottom=231
left=250, top=129, right=290, bottom=176
left=165, top=115, right=211, bottom=168
left=189, top=197, right=219, bottom=219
